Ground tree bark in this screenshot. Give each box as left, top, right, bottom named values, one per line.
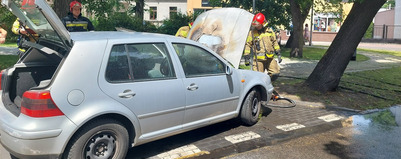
left=135, top=0, right=144, bottom=20
left=305, top=0, right=387, bottom=92
left=288, top=0, right=311, bottom=58
left=53, top=0, right=78, bottom=19
left=284, top=31, right=293, bottom=48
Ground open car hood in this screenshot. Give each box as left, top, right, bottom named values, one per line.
left=187, top=8, right=253, bottom=68
left=1, top=0, right=72, bottom=48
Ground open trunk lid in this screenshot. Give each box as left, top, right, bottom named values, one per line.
left=1, top=0, right=72, bottom=49
left=1, top=0, right=70, bottom=116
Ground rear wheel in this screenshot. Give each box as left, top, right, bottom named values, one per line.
left=63, top=119, right=129, bottom=159
left=240, top=89, right=261, bottom=126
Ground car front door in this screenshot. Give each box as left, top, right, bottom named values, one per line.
left=172, top=43, right=240, bottom=126
left=99, top=41, right=185, bottom=139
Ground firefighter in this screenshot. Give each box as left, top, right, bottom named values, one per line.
left=12, top=0, right=39, bottom=56
left=244, top=13, right=282, bottom=81
left=12, top=18, right=38, bottom=45
left=175, top=22, right=193, bottom=38
left=62, top=0, right=94, bottom=32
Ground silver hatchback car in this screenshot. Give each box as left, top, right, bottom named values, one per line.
left=0, top=0, right=273, bottom=158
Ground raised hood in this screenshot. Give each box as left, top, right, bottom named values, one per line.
left=187, top=8, right=253, bottom=68
left=1, top=0, right=72, bottom=48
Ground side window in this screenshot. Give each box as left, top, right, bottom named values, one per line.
left=105, top=45, right=130, bottom=82
left=173, top=43, right=225, bottom=77
left=106, top=43, right=175, bottom=83
left=127, top=43, right=175, bottom=80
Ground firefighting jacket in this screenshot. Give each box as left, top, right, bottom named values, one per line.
left=62, top=12, right=94, bottom=32
left=12, top=18, right=39, bottom=52
left=244, top=28, right=280, bottom=60
left=175, top=26, right=190, bottom=38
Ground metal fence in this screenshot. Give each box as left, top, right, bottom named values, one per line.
left=372, top=25, right=401, bottom=40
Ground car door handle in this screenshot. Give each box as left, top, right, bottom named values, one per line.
left=118, top=90, right=136, bottom=98
left=187, top=83, right=198, bottom=91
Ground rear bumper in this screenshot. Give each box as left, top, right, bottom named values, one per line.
left=1, top=122, right=62, bottom=139
left=0, top=101, right=77, bottom=159
left=0, top=131, right=62, bottom=159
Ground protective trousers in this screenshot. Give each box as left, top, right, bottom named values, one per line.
left=253, top=58, right=280, bottom=81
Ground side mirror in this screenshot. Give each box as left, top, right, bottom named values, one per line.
left=225, top=65, right=233, bottom=75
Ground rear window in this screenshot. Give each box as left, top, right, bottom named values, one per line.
left=105, top=43, right=175, bottom=83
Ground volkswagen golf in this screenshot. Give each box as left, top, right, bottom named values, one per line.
left=0, top=0, right=273, bottom=158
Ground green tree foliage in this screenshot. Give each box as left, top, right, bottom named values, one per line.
left=81, top=0, right=127, bottom=18
left=382, top=0, right=395, bottom=9
left=364, top=22, right=374, bottom=39
left=158, top=13, right=193, bottom=35
left=0, top=6, right=17, bottom=42
left=95, top=12, right=157, bottom=32
left=209, top=0, right=291, bottom=29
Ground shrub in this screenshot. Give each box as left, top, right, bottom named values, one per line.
left=0, top=6, right=18, bottom=42
left=157, top=13, right=192, bottom=35
left=95, top=12, right=157, bottom=32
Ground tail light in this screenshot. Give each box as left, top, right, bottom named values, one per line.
left=0, top=69, right=4, bottom=90
left=21, top=90, right=64, bottom=117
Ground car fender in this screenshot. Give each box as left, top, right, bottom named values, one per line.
left=235, top=69, right=273, bottom=112
left=56, top=98, right=141, bottom=155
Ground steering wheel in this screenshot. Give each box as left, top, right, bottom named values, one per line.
left=160, top=58, right=170, bottom=76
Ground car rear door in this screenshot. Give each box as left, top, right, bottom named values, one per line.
left=98, top=39, right=186, bottom=139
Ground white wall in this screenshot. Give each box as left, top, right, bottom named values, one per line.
left=144, top=2, right=187, bottom=23
left=395, top=0, right=401, bottom=39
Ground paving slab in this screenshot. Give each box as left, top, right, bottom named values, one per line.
left=126, top=103, right=358, bottom=159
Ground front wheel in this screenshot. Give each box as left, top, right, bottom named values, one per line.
left=240, top=89, right=261, bottom=126
left=63, top=119, right=129, bottom=159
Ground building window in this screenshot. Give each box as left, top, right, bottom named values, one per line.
left=149, top=7, right=157, bottom=20
left=201, top=0, right=210, bottom=7
left=170, top=7, right=177, bottom=18
left=313, top=14, right=341, bottom=32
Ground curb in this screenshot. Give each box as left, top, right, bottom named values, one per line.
left=191, top=119, right=345, bottom=159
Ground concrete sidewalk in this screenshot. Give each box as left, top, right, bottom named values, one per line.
left=298, top=41, right=401, bottom=52
left=280, top=51, right=401, bottom=78
left=0, top=46, right=18, bottom=55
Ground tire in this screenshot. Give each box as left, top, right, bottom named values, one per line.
left=240, top=89, right=261, bottom=126
left=10, top=154, right=19, bottom=159
left=63, top=119, right=129, bottom=159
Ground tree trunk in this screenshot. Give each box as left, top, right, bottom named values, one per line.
left=284, top=31, right=293, bottom=48
left=53, top=0, right=77, bottom=19
left=288, top=0, right=311, bottom=58
left=135, top=0, right=144, bottom=20
left=305, top=0, right=387, bottom=92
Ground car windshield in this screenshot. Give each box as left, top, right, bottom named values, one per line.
left=9, top=0, right=62, bottom=43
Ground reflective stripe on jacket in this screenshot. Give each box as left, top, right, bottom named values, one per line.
left=244, top=28, right=280, bottom=60
left=62, top=13, right=94, bottom=32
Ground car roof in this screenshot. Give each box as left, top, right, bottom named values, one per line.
left=70, top=31, right=184, bottom=42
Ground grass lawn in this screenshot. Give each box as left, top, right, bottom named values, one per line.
left=240, top=46, right=400, bottom=110
left=0, top=42, right=18, bottom=48
left=0, top=55, right=18, bottom=70
left=280, top=47, right=370, bottom=61
left=274, top=67, right=401, bottom=110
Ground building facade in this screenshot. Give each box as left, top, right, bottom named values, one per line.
left=143, top=0, right=187, bottom=26
left=395, top=0, right=401, bottom=39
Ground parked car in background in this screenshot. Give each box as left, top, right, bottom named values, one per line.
left=0, top=0, right=273, bottom=158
